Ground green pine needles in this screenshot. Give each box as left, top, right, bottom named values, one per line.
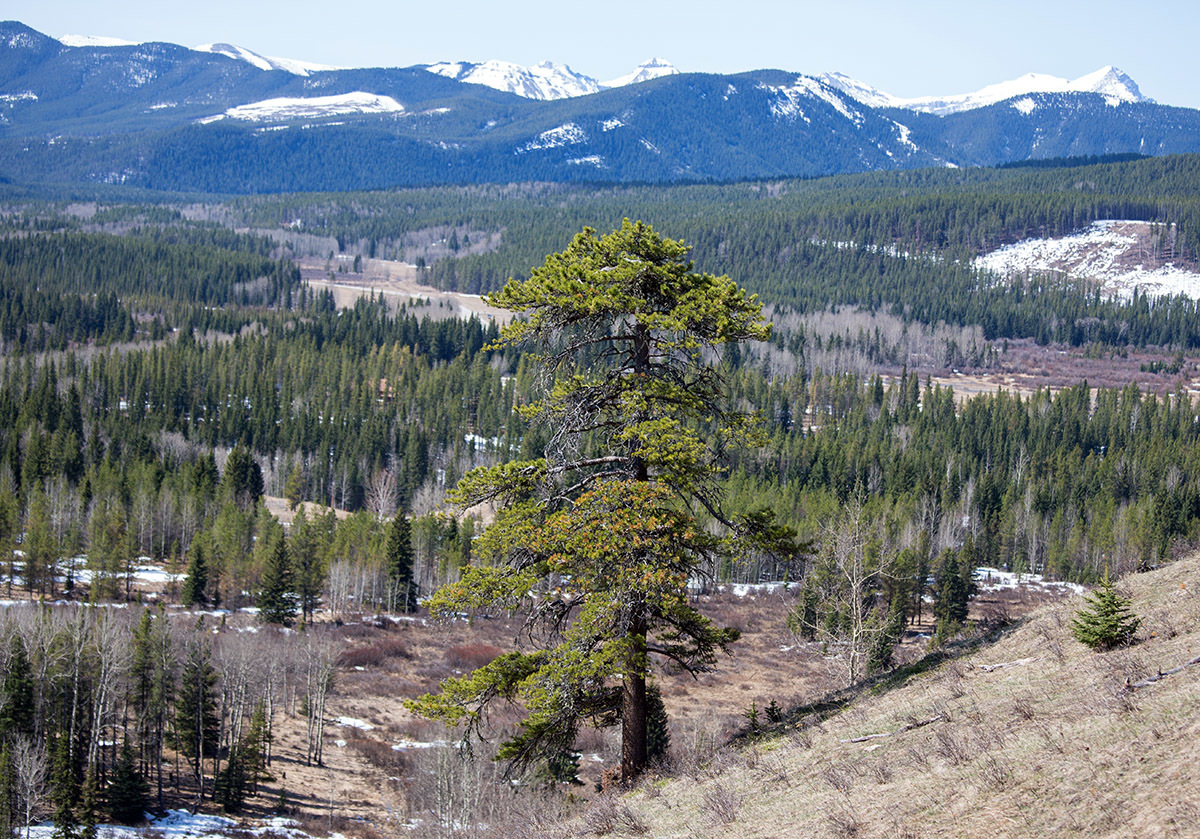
left=1071, top=568, right=1141, bottom=650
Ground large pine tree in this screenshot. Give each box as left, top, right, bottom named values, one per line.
left=409, top=220, right=795, bottom=783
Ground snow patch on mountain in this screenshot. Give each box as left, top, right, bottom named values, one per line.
left=200, top=92, right=404, bottom=124
left=1012, top=97, right=1037, bottom=115
left=516, top=123, right=587, bottom=153
left=975, top=220, right=1200, bottom=300
left=600, top=117, right=624, bottom=131
left=765, top=77, right=862, bottom=124
left=821, top=66, right=1150, bottom=116
left=59, top=34, right=143, bottom=48
left=193, top=43, right=336, bottom=75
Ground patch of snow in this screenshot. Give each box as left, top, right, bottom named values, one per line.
left=202, top=92, right=405, bottom=123
left=0, top=92, right=38, bottom=104
left=568, top=155, right=605, bottom=167
left=335, top=716, right=375, bottom=731
left=1012, top=97, right=1037, bottom=115
left=974, top=567, right=1086, bottom=597
left=516, top=122, right=587, bottom=153
left=765, top=77, right=862, bottom=124
left=59, top=34, right=143, bottom=48
left=392, top=739, right=454, bottom=750
left=892, top=120, right=918, bottom=151
left=719, top=581, right=790, bottom=597
left=974, top=220, right=1200, bottom=300
left=600, top=117, right=624, bottom=131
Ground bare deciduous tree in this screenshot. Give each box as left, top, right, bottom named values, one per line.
left=13, top=735, right=47, bottom=839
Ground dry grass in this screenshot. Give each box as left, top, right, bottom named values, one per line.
left=612, top=552, right=1200, bottom=838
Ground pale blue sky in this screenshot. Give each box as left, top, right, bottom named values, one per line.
left=7, top=0, right=1200, bottom=108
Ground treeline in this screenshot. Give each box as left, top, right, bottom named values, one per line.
left=0, top=603, right=344, bottom=833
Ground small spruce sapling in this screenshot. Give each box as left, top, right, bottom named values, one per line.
left=1071, top=568, right=1140, bottom=650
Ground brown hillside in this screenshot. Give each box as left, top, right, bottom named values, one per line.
left=585, top=554, right=1200, bottom=838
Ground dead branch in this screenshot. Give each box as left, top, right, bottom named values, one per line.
left=841, top=714, right=944, bottom=744
left=976, top=657, right=1037, bottom=673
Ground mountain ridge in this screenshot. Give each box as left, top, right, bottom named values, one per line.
left=39, top=22, right=1170, bottom=112
left=3, top=20, right=1200, bottom=194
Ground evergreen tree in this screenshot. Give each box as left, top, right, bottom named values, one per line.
left=409, top=221, right=793, bottom=784
left=0, top=636, right=34, bottom=739
left=77, top=765, right=98, bottom=839
left=213, top=749, right=246, bottom=813
left=50, top=734, right=78, bottom=839
left=933, top=547, right=972, bottom=640
left=646, top=683, right=670, bottom=764
left=257, top=536, right=296, bottom=626
left=107, top=743, right=148, bottom=825
left=1071, top=568, right=1141, bottom=650
left=0, top=743, right=15, bottom=839
left=174, top=633, right=219, bottom=793
left=385, top=514, right=418, bottom=613
left=240, top=702, right=273, bottom=795
left=180, top=538, right=208, bottom=607
left=290, top=509, right=324, bottom=625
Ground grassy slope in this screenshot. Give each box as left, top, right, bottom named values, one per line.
left=594, top=554, right=1200, bottom=838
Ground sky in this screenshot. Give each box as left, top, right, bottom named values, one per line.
left=6, top=0, right=1200, bottom=109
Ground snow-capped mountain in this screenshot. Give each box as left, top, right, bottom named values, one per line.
left=4, top=19, right=1200, bottom=194
left=602, top=58, right=678, bottom=90
left=820, top=66, right=1150, bottom=115
left=426, top=59, right=601, bottom=100
left=425, top=57, right=678, bottom=100
left=191, top=42, right=336, bottom=76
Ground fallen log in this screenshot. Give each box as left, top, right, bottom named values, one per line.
left=976, top=657, right=1036, bottom=673
left=841, top=714, right=944, bottom=744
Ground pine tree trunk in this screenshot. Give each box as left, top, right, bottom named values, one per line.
left=620, top=622, right=648, bottom=784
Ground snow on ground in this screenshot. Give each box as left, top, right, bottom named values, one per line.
left=25, top=809, right=340, bottom=839
left=335, top=716, right=375, bottom=730
left=200, top=92, right=404, bottom=124
left=59, top=34, right=143, bottom=47
left=974, top=220, right=1200, bottom=300
left=974, top=567, right=1087, bottom=597
left=515, top=123, right=587, bottom=153
left=392, top=739, right=454, bottom=750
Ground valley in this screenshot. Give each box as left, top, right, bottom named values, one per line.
left=2, top=13, right=1200, bottom=834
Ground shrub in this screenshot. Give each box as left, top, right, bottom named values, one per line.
left=1071, top=569, right=1140, bottom=650
left=445, top=642, right=504, bottom=669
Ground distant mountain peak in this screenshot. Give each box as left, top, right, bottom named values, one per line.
left=821, top=66, right=1152, bottom=115
left=425, top=57, right=678, bottom=100
left=602, top=58, right=678, bottom=89
left=191, top=42, right=336, bottom=76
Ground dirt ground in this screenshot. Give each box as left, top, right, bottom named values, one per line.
left=300, top=256, right=509, bottom=324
